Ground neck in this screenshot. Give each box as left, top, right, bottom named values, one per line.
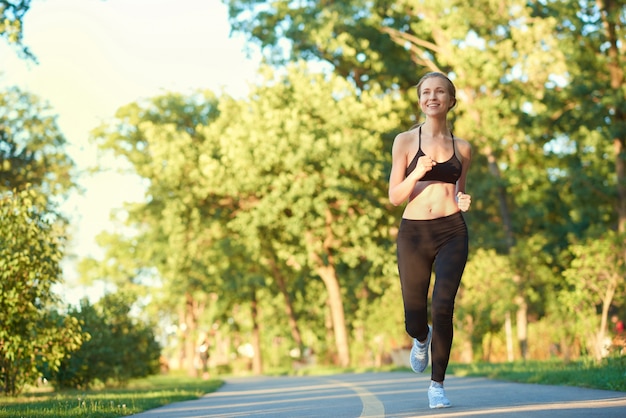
left=422, top=118, right=449, bottom=137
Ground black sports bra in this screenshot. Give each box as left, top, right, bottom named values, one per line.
left=405, top=126, right=462, bottom=184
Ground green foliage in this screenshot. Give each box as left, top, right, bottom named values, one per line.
left=218, top=62, right=401, bottom=271
left=89, top=90, right=232, bottom=373
left=91, top=64, right=407, bottom=368
left=559, top=231, right=626, bottom=358
left=45, top=294, right=161, bottom=390
left=459, top=249, right=516, bottom=328
left=0, top=0, right=34, bottom=60
left=83, top=0, right=626, bottom=369
left=225, top=0, right=419, bottom=92
left=0, top=86, right=76, bottom=210
left=203, top=63, right=405, bottom=364
left=89, top=90, right=227, bottom=297
left=561, top=231, right=626, bottom=314
left=0, top=188, right=84, bottom=396
left=533, top=0, right=626, bottom=233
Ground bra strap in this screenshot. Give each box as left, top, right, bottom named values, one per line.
left=418, top=125, right=422, bottom=149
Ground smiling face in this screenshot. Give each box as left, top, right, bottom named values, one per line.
left=417, top=73, right=457, bottom=116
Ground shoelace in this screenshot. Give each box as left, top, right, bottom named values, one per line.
left=430, top=387, right=444, bottom=395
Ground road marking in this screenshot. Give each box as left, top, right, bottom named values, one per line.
left=328, top=378, right=385, bottom=417
left=401, top=397, right=626, bottom=417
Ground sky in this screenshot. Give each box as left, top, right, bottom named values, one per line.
left=0, top=0, right=260, bottom=305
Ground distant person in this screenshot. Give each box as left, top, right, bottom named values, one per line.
left=612, top=315, right=624, bottom=335
left=196, top=332, right=211, bottom=380
left=388, top=72, right=472, bottom=409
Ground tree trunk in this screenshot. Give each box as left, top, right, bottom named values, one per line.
left=177, top=307, right=186, bottom=371
left=505, top=311, right=514, bottom=362
left=182, top=291, right=205, bottom=377
left=459, top=315, right=474, bottom=363
left=184, top=293, right=198, bottom=377
left=614, top=138, right=626, bottom=233
left=590, top=0, right=625, bottom=361
left=483, top=144, right=516, bottom=249
left=268, top=255, right=304, bottom=353
left=250, top=290, right=263, bottom=374
left=599, top=0, right=626, bottom=232
left=592, top=273, right=618, bottom=361
left=515, top=293, right=528, bottom=360
left=317, top=264, right=350, bottom=367
left=325, top=299, right=336, bottom=363
left=305, top=208, right=351, bottom=368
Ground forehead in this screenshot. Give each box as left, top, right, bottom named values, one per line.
left=420, top=77, right=448, bottom=91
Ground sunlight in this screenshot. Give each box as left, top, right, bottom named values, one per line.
left=0, top=0, right=260, bottom=305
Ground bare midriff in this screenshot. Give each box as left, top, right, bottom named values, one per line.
left=403, top=181, right=459, bottom=220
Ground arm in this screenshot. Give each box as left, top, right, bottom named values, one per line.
left=388, top=131, right=435, bottom=206
left=455, top=139, right=472, bottom=212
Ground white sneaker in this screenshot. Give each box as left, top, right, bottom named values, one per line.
left=428, top=385, right=451, bottom=409
left=409, top=325, right=431, bottom=373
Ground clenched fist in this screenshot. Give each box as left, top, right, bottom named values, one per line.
left=417, top=156, right=436, bottom=177
left=457, top=192, right=471, bottom=212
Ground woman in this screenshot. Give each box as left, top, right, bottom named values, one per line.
left=388, top=72, right=472, bottom=409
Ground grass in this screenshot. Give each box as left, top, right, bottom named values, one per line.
left=1, top=357, right=624, bottom=417
left=448, top=356, right=626, bottom=392
left=0, top=373, right=224, bottom=418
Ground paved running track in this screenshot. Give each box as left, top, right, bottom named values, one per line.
left=130, top=371, right=626, bottom=417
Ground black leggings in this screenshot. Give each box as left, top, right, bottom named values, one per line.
left=396, top=212, right=468, bottom=383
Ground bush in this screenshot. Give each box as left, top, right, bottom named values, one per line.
left=43, top=293, right=161, bottom=389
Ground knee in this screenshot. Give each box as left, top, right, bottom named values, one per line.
left=405, top=322, right=421, bottom=338
left=404, top=309, right=426, bottom=339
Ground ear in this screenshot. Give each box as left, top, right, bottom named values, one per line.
left=448, top=97, right=457, bottom=110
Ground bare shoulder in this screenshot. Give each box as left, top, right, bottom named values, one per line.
left=394, top=128, right=417, bottom=143
left=393, top=127, right=418, bottom=150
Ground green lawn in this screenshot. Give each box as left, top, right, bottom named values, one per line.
left=1, top=357, right=624, bottom=417
left=0, top=373, right=223, bottom=418
left=448, top=356, right=626, bottom=392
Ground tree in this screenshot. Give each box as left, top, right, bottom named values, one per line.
left=86, top=0, right=624, bottom=364
left=90, top=63, right=405, bottom=369
left=0, top=188, right=84, bottom=396
left=225, top=0, right=575, bottom=360
left=90, top=91, right=232, bottom=375
left=208, top=63, right=403, bottom=366
left=561, top=231, right=626, bottom=361
left=457, top=248, right=516, bottom=362
left=528, top=1, right=626, bottom=362
left=225, top=0, right=418, bottom=92
left=0, top=0, right=34, bottom=60
left=0, top=86, right=75, bottom=209
left=535, top=0, right=626, bottom=233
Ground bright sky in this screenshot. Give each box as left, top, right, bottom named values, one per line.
left=0, top=0, right=260, bottom=305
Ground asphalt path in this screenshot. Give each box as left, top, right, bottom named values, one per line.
left=131, top=371, right=626, bottom=417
